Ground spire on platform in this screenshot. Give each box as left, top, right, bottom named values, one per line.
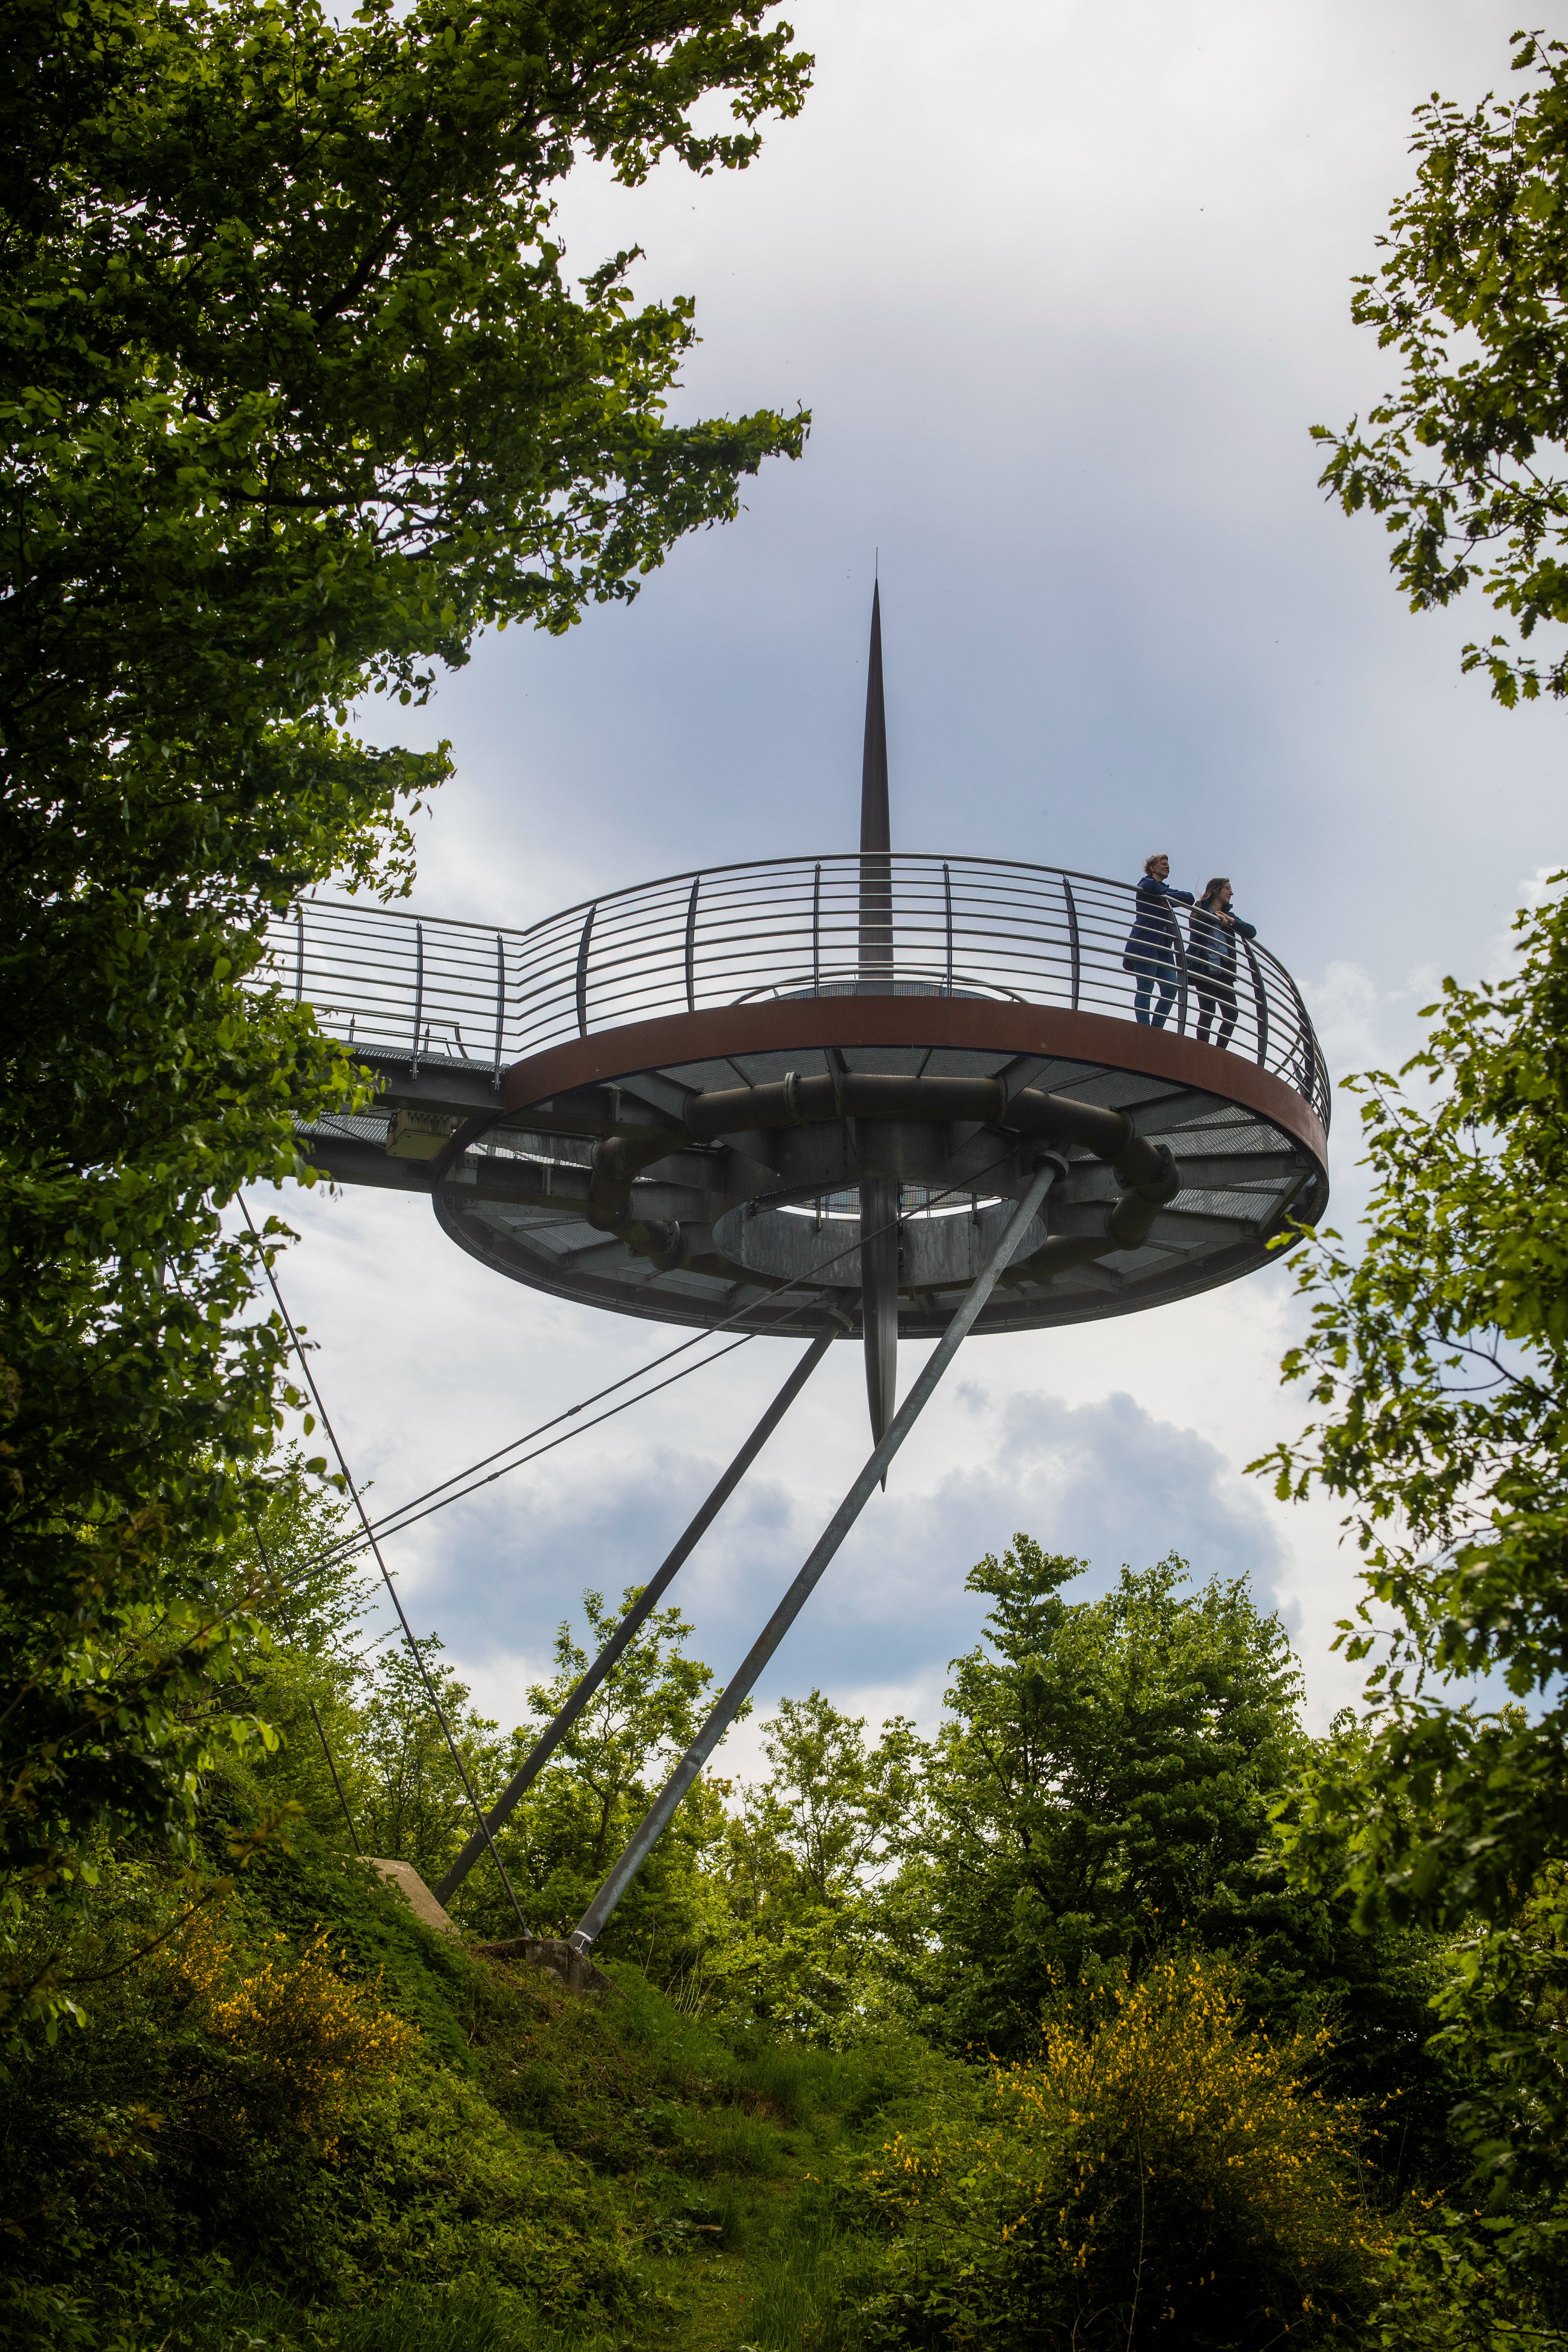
left=859, top=579, right=889, bottom=855
left=855, top=575, right=897, bottom=1460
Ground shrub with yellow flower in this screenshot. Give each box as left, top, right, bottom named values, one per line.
left=162, top=1907, right=416, bottom=2145
left=852, top=1951, right=1390, bottom=2350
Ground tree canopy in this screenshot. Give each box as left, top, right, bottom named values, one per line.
left=1260, top=885, right=1568, bottom=1933
left=0, top=0, right=810, bottom=1975
left=879, top=1542, right=1434, bottom=2110
left=1295, top=16, right=1568, bottom=2234
left=1315, top=31, right=1568, bottom=703
left=896, top=1543, right=1302, bottom=2036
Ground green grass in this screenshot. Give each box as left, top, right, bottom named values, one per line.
left=0, top=1826, right=938, bottom=2352
left=740, top=2233, right=865, bottom=2352
left=129, top=2281, right=592, bottom=2351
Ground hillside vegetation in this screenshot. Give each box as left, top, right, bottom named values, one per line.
left=8, top=1501, right=1565, bottom=2352
left=0, top=1810, right=934, bottom=2351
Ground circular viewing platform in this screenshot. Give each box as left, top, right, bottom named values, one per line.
left=276, top=855, right=1330, bottom=1339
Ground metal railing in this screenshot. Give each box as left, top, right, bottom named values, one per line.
left=262, top=856, right=1331, bottom=1130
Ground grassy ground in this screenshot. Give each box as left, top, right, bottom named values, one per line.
left=389, top=1955, right=919, bottom=2352
left=332, top=1960, right=916, bottom=2352
left=157, top=1960, right=921, bottom=2352
left=0, top=1832, right=938, bottom=2352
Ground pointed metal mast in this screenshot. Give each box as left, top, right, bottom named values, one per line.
left=856, top=579, right=898, bottom=1452
left=859, top=579, right=890, bottom=861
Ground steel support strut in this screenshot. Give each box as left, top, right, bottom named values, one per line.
left=434, top=1312, right=846, bottom=1907
left=567, top=1155, right=1064, bottom=1958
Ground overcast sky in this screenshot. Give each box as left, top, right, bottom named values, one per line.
left=255, top=0, right=1563, bottom=1780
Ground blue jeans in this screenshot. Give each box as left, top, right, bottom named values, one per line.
left=1128, top=951, right=1178, bottom=1027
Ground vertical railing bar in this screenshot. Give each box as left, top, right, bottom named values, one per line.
left=411, top=920, right=424, bottom=1075
left=295, top=907, right=304, bottom=1004
left=493, top=934, right=505, bottom=1090
left=1171, top=902, right=1189, bottom=1037
left=812, top=862, right=821, bottom=996
left=684, top=876, right=699, bottom=1014
left=576, top=903, right=596, bottom=1040
left=1063, top=876, right=1080, bottom=1012
left=942, top=861, right=953, bottom=995
left=1242, top=937, right=1268, bottom=1072
left=1279, top=960, right=1316, bottom=1110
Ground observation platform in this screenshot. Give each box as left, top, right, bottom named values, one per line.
left=274, top=850, right=1330, bottom=1345
left=273, top=591, right=1335, bottom=1954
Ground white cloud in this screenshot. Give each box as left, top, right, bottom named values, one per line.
left=1299, top=960, right=1383, bottom=1075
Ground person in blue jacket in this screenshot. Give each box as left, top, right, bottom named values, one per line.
left=1122, top=852, right=1193, bottom=1027
left=1188, top=876, right=1257, bottom=1050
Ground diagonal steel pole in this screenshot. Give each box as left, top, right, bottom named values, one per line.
left=568, top=1155, right=1063, bottom=1957
left=436, top=1312, right=844, bottom=1905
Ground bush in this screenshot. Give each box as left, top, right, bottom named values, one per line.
left=851, top=1952, right=1389, bottom=2350
left=161, top=1910, right=416, bottom=2146
left=0, top=1849, right=637, bottom=2340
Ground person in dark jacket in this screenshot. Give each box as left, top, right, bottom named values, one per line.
left=1188, top=876, right=1256, bottom=1049
left=1122, top=853, right=1193, bottom=1027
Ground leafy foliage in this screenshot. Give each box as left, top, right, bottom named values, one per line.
left=0, top=1506, right=1540, bottom=2347
left=870, top=1543, right=1453, bottom=2176
left=0, top=1841, right=638, bottom=2344
left=1259, top=887, right=1568, bottom=1929
left=735, top=1693, right=922, bottom=1914
left=355, top=1635, right=508, bottom=1889
left=492, top=1587, right=726, bottom=1943
left=1360, top=2202, right=1568, bottom=2352
left=852, top=1952, right=1388, bottom=2352
left=1424, top=1864, right=1568, bottom=2212
left=0, top=1797, right=931, bottom=2351
left=706, top=1693, right=922, bottom=2043
left=887, top=1540, right=1302, bottom=2046
left=159, top=1908, right=417, bottom=2144
left=229, top=1525, right=743, bottom=1960
left=1314, top=31, right=1568, bottom=702
left=0, top=0, right=810, bottom=1989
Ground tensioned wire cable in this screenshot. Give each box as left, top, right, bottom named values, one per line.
left=309, top=1309, right=770, bottom=1547
left=229, top=1155, right=1010, bottom=1922
left=288, top=1143, right=1025, bottom=1573
left=306, top=1328, right=762, bottom=1561
left=239, top=1194, right=533, bottom=1935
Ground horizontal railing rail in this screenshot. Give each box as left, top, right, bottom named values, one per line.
left=259, top=856, right=1331, bottom=1131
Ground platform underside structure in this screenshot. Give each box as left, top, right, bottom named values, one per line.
left=301, top=997, right=1328, bottom=1343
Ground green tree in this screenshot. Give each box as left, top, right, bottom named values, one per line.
left=0, top=0, right=810, bottom=1980
left=230, top=1467, right=379, bottom=1850
left=1314, top=31, right=1568, bottom=704
left=1428, top=1865, right=1568, bottom=2204
left=352, top=1634, right=507, bottom=1889
left=893, top=1539, right=1446, bottom=2138
left=710, top=1691, right=921, bottom=2041
left=730, top=1690, right=921, bottom=1913
left=484, top=1587, right=732, bottom=1954
left=895, top=1542, right=1303, bottom=2048
left=1253, top=888, right=1568, bottom=2239
left=0, top=1460, right=371, bottom=2031
left=1259, top=888, right=1568, bottom=1933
